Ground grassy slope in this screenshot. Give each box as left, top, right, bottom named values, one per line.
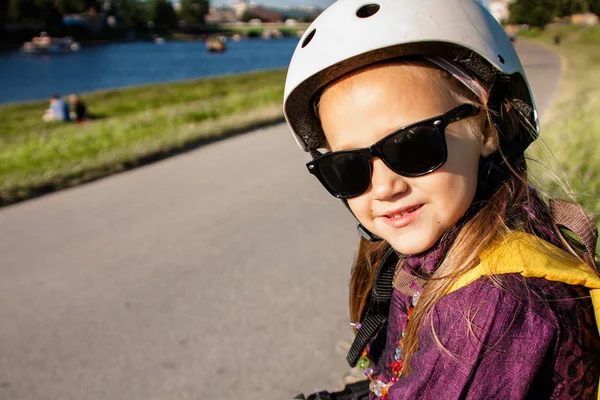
left=0, top=69, right=286, bottom=204
left=522, top=25, right=600, bottom=224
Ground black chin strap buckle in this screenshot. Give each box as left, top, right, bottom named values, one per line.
left=358, top=224, right=382, bottom=242
left=342, top=198, right=382, bottom=242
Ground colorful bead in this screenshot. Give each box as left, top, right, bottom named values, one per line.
left=369, top=380, right=387, bottom=397
left=411, top=291, right=421, bottom=306
left=357, top=356, right=370, bottom=369
left=366, top=291, right=421, bottom=398
left=394, top=346, right=403, bottom=361
left=391, top=361, right=403, bottom=373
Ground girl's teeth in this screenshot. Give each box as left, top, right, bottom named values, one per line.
left=389, top=205, right=419, bottom=218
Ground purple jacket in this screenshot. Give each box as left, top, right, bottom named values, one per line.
left=366, top=273, right=600, bottom=399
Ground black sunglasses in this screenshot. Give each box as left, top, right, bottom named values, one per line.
left=306, top=104, right=480, bottom=199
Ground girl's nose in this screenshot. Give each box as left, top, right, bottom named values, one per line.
left=370, top=158, right=408, bottom=200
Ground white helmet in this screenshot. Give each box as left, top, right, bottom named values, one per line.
left=283, top=0, right=538, bottom=155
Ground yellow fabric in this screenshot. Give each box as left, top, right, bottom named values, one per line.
left=447, top=231, right=600, bottom=399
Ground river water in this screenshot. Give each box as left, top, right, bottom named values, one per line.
left=0, top=37, right=299, bottom=104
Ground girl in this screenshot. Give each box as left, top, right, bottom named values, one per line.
left=283, top=0, right=600, bottom=399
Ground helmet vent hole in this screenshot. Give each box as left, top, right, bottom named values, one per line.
left=498, top=54, right=505, bottom=64
left=356, top=3, right=380, bottom=18
left=302, top=29, right=316, bottom=48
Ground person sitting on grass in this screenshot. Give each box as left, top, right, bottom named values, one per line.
left=42, top=94, right=69, bottom=122
left=68, top=94, right=89, bottom=122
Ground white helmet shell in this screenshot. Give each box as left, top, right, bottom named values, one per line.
left=283, top=0, right=538, bottom=152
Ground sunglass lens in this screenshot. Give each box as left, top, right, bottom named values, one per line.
left=381, top=124, right=446, bottom=176
left=319, top=151, right=370, bottom=198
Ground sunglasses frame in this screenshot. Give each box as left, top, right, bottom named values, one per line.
left=306, top=104, right=481, bottom=199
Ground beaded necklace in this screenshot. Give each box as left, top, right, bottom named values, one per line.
left=358, top=286, right=422, bottom=399
left=352, top=219, right=463, bottom=398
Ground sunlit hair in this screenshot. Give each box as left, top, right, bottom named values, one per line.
left=336, top=58, right=593, bottom=376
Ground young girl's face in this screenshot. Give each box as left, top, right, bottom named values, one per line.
left=318, top=63, right=495, bottom=255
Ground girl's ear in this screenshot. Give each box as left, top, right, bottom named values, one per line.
left=480, top=118, right=499, bottom=157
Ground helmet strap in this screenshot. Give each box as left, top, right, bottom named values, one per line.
left=340, top=199, right=383, bottom=242
left=487, top=72, right=511, bottom=139
left=486, top=72, right=532, bottom=162
left=357, top=223, right=383, bottom=242
left=487, top=72, right=511, bottom=114
left=477, top=152, right=509, bottom=201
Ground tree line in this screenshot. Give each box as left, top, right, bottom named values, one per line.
left=508, top=0, right=600, bottom=27
left=1, top=0, right=209, bottom=32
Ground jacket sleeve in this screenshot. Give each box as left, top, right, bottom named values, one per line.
left=388, top=276, right=559, bottom=400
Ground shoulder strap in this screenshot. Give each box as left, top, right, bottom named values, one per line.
left=346, top=248, right=397, bottom=367
left=549, top=199, right=598, bottom=267
left=393, top=269, right=427, bottom=298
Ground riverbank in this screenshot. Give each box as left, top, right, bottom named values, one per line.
left=0, top=69, right=286, bottom=206
left=521, top=25, right=600, bottom=224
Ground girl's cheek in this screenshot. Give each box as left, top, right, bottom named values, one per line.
left=348, top=197, right=369, bottom=219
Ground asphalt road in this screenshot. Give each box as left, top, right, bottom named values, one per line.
left=0, top=40, right=561, bottom=400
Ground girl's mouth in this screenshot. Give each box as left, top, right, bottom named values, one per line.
left=381, top=204, right=425, bottom=228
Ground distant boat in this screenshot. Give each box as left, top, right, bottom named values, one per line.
left=22, top=32, right=80, bottom=54
left=206, top=36, right=227, bottom=53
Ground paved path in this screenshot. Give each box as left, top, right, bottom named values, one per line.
left=0, top=40, right=560, bottom=400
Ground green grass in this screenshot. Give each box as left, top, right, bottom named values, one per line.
left=0, top=69, right=286, bottom=205
left=523, top=25, right=600, bottom=224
